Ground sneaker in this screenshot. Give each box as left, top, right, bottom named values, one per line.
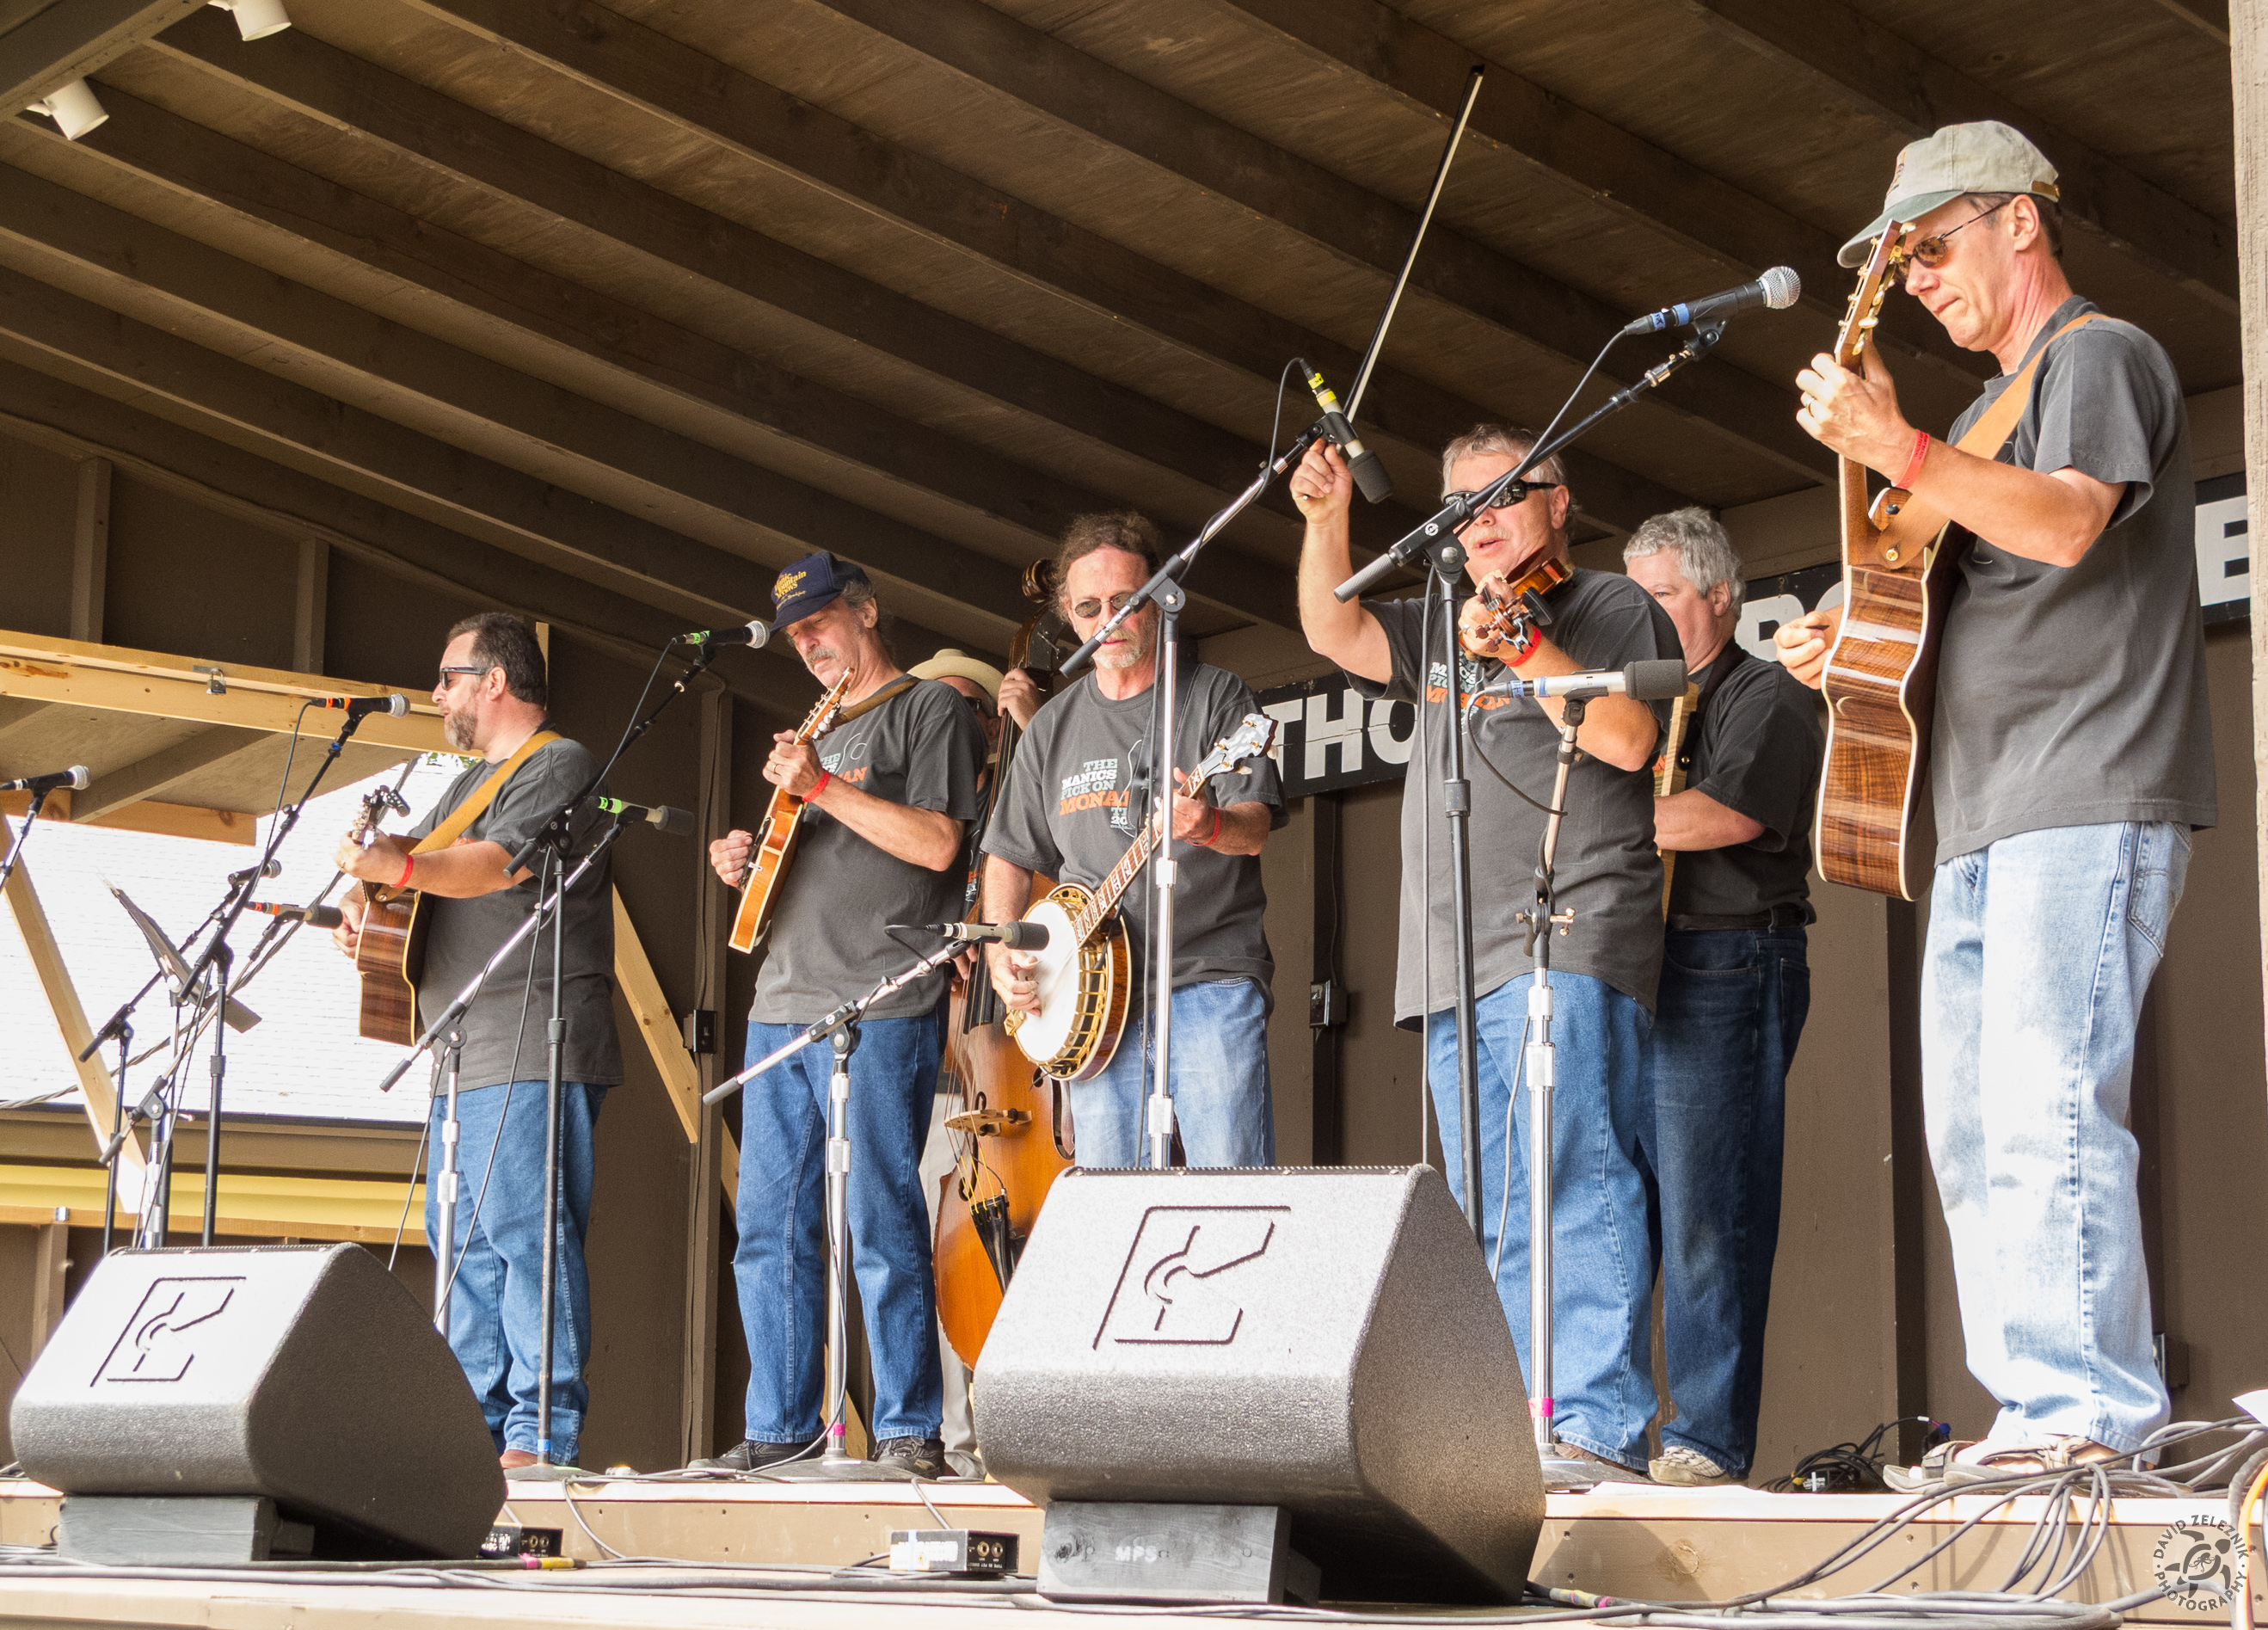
left=875, top=1436, right=949, bottom=1479
left=690, top=1438, right=808, bottom=1473
left=1650, top=1445, right=1741, bottom=1486
left=1552, top=1441, right=1652, bottom=1483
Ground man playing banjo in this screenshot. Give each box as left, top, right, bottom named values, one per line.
left=980, top=512, right=1286, bottom=1168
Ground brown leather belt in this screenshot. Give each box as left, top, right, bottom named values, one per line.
left=1666, top=905, right=1811, bottom=932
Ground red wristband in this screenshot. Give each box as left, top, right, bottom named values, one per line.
left=803, top=769, right=832, bottom=803
left=396, top=852, right=415, bottom=890
left=1896, top=428, right=1931, bottom=492
left=1202, top=806, right=1223, bottom=849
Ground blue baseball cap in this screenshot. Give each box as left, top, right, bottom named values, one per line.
left=771, top=551, right=870, bottom=630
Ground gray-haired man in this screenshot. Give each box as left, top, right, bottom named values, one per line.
left=1625, top=509, right=1822, bottom=1485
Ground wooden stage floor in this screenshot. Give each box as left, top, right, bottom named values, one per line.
left=0, top=1475, right=2253, bottom=1628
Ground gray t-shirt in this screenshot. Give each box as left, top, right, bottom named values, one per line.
left=1668, top=645, right=1823, bottom=920
left=751, top=678, right=986, bottom=1024
left=409, top=735, right=623, bottom=1093
left=1933, top=296, right=2216, bottom=860
left=1351, top=571, right=1681, bottom=1023
left=983, top=661, right=1286, bottom=1009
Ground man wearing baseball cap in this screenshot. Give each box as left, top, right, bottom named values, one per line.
left=1779, top=122, right=2214, bottom=1484
left=701, top=551, right=986, bottom=1480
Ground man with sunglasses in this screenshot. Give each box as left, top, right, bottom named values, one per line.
left=1779, top=121, right=2213, bottom=1484
left=701, top=552, right=987, bottom=1481
left=1294, top=427, right=1681, bottom=1480
left=332, top=612, right=621, bottom=1473
left=982, top=511, right=1286, bottom=1168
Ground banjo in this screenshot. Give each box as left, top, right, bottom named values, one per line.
left=1005, top=713, right=1278, bottom=1082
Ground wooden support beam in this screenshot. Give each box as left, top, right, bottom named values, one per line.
left=16, top=83, right=1303, bottom=629
left=0, top=371, right=809, bottom=727
left=1205, top=0, right=1986, bottom=395
left=150, top=7, right=1692, bottom=534
left=293, top=538, right=325, bottom=677
left=796, top=0, right=1828, bottom=481
left=0, top=0, right=200, bottom=110
left=30, top=1217, right=68, bottom=1358
left=68, top=452, right=106, bottom=643
left=2153, top=0, right=2231, bottom=44
left=612, top=887, right=737, bottom=1202
left=1672, top=0, right=2240, bottom=313
left=2233, top=0, right=2268, bottom=1148
left=0, top=815, right=146, bottom=1188
left=0, top=160, right=1027, bottom=652
left=0, top=696, right=52, bottom=747
left=70, top=723, right=270, bottom=821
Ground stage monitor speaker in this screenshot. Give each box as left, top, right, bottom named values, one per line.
left=974, top=1165, right=1542, bottom=1604
left=10, top=1243, right=505, bottom=1560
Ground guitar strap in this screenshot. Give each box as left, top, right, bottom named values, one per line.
left=1675, top=641, right=1749, bottom=775
left=1875, top=312, right=2104, bottom=561
left=833, top=673, right=917, bottom=726
left=409, top=729, right=562, bottom=856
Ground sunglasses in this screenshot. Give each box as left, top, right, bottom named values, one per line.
left=1906, top=199, right=2013, bottom=271
left=437, top=664, right=495, bottom=688
left=1069, top=590, right=1140, bottom=622
left=1443, top=482, right=1559, bottom=512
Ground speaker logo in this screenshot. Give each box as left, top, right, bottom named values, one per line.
left=1096, top=1207, right=1285, bottom=1347
left=95, top=1277, right=242, bottom=1384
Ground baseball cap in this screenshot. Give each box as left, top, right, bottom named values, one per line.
left=1838, top=121, right=2061, bottom=268
left=910, top=649, right=1005, bottom=703
left=771, top=551, right=870, bottom=631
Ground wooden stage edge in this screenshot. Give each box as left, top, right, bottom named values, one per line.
left=0, top=1478, right=2253, bottom=1628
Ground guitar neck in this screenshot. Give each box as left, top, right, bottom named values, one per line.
left=1069, top=769, right=1217, bottom=940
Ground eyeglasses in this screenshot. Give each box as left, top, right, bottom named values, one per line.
left=436, top=664, right=494, bottom=689
left=1443, top=482, right=1559, bottom=512
left=1069, top=590, right=1139, bottom=622
left=1907, top=200, right=2013, bottom=270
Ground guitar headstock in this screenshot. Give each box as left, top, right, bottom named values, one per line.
left=1835, top=225, right=1910, bottom=370
left=350, top=783, right=410, bottom=841
left=1190, top=713, right=1280, bottom=791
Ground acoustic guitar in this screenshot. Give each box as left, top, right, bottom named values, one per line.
left=728, top=670, right=853, bottom=954
left=1003, top=713, right=1278, bottom=1082
left=350, top=782, right=422, bottom=1046
left=1653, top=681, right=1702, bottom=913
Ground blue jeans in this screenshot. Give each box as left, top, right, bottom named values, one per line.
left=427, top=1079, right=607, bottom=1465
left=1426, top=971, right=1654, bottom=1469
left=734, top=1006, right=944, bottom=1444
left=1922, top=821, right=2189, bottom=1454
left=1073, top=977, right=1274, bottom=1168
left=1639, top=928, right=1810, bottom=1477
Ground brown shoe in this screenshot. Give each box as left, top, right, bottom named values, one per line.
left=500, top=1449, right=541, bottom=1471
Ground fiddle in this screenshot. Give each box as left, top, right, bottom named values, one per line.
left=1459, top=554, right=1571, bottom=661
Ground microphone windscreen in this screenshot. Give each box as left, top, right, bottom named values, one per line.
left=69, top=765, right=90, bottom=790
left=655, top=805, right=696, bottom=837
left=1626, top=659, right=1692, bottom=700
left=1349, top=448, right=1395, bottom=504
left=1759, top=266, right=1801, bottom=310
left=385, top=692, right=409, bottom=716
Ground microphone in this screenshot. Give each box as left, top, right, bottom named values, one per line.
left=1621, top=267, right=1800, bottom=336
left=924, top=919, right=1051, bottom=951
left=228, top=858, right=284, bottom=885
left=0, top=766, right=89, bottom=794
left=1294, top=358, right=1392, bottom=504
left=314, top=692, right=410, bottom=718
left=594, top=797, right=695, bottom=837
left=246, top=901, right=345, bottom=930
left=685, top=620, right=771, bottom=649
left=1478, top=659, right=1689, bottom=702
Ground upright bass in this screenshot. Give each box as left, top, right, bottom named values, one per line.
left=932, top=564, right=1074, bottom=1368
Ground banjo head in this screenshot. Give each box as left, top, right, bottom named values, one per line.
left=1010, top=886, right=1128, bottom=1079
left=1010, top=893, right=1085, bottom=1066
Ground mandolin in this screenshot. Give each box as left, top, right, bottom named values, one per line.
left=728, top=670, right=853, bottom=953
left=1002, top=713, right=1279, bottom=1083
left=349, top=781, right=422, bottom=1046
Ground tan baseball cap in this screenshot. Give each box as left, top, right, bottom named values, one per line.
left=1838, top=121, right=2061, bottom=267
left=911, top=648, right=1005, bottom=703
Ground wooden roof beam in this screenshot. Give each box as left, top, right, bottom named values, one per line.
left=70, top=723, right=270, bottom=821
left=1670, top=0, right=2239, bottom=313
left=1202, top=0, right=1983, bottom=392
left=9, top=84, right=1301, bottom=632
left=0, top=366, right=813, bottom=726
left=360, top=0, right=1699, bottom=528
left=0, top=0, right=200, bottom=110
left=0, top=696, right=53, bottom=747
left=787, top=0, right=1828, bottom=480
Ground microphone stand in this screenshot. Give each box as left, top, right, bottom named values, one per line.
left=0, top=783, right=52, bottom=893
left=703, top=937, right=964, bottom=1479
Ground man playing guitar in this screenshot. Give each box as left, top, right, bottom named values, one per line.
left=981, top=512, right=1284, bottom=1168
left=1295, top=427, right=1680, bottom=1481
left=1779, top=121, right=2214, bottom=1485
left=702, top=551, right=986, bottom=1480
left=332, top=612, right=621, bottom=1473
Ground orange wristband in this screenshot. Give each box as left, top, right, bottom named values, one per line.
left=804, top=769, right=832, bottom=803
left=1203, top=806, right=1223, bottom=848
left=1897, top=429, right=1931, bottom=491
left=396, top=852, right=415, bottom=889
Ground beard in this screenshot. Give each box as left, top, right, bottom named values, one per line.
left=1094, top=624, right=1152, bottom=672
left=443, top=709, right=476, bottom=753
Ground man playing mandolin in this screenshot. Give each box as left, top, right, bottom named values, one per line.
left=982, top=512, right=1285, bottom=1168
left=331, top=612, right=622, bottom=1473
left=701, top=552, right=986, bottom=1481
left=1779, top=121, right=2214, bottom=1484
left=1294, top=427, right=1681, bottom=1481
